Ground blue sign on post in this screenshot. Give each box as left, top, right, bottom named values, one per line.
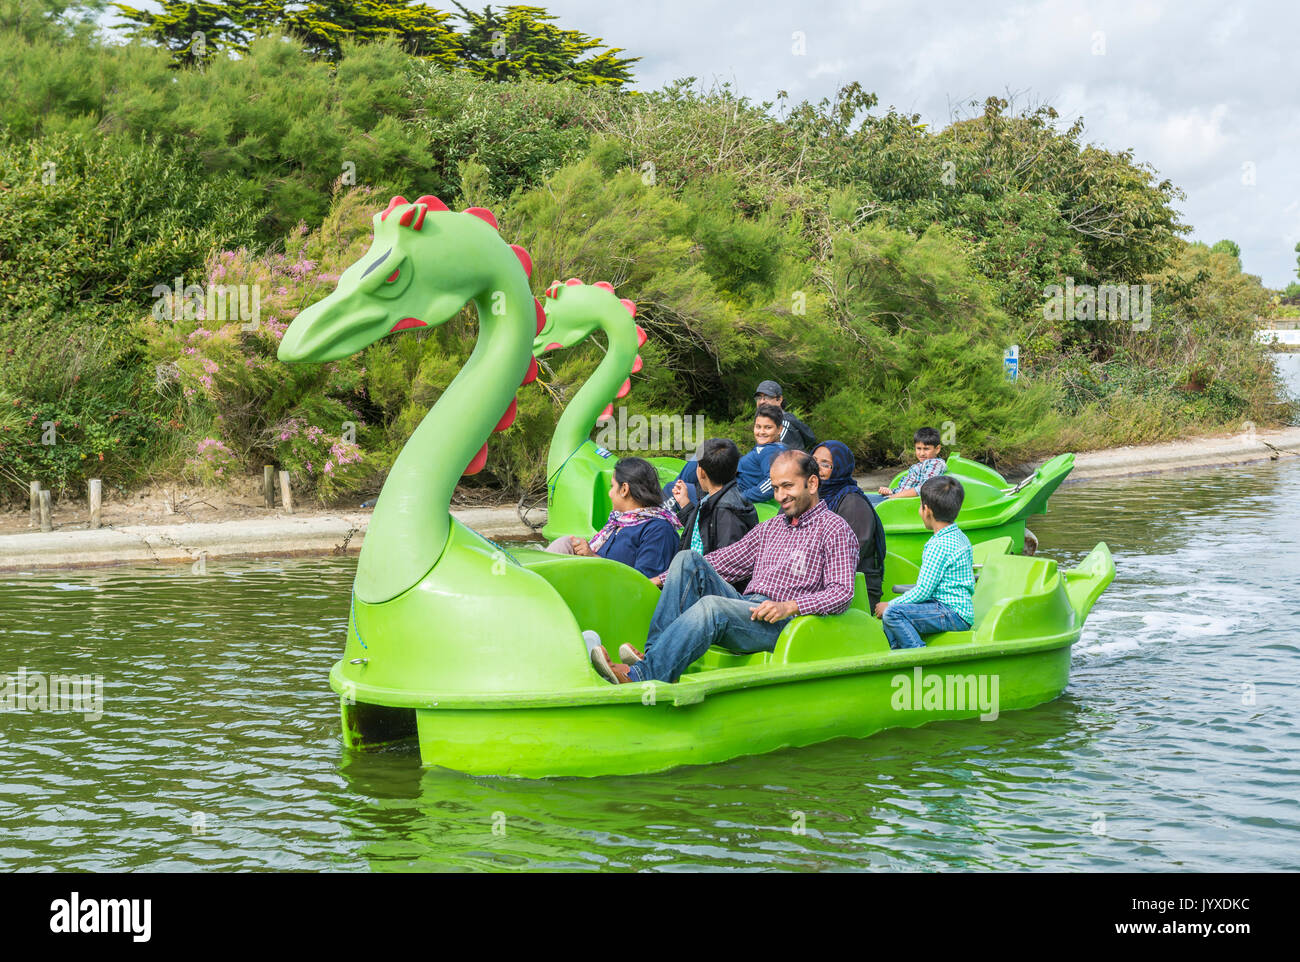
left=1004, top=345, right=1019, bottom=381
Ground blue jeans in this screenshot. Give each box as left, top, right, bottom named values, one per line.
left=866, top=492, right=888, bottom=505
left=629, top=550, right=791, bottom=683
left=882, top=601, right=970, bottom=650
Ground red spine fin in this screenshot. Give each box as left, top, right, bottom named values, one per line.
left=631, top=354, right=643, bottom=373
left=620, top=298, right=637, bottom=317
left=415, top=195, right=448, bottom=212
left=534, top=298, right=546, bottom=334
left=511, top=245, right=532, bottom=277
left=593, top=281, right=615, bottom=292
left=380, top=196, right=410, bottom=221
left=616, top=378, right=631, bottom=399
left=494, top=398, right=518, bottom=433
left=521, top=356, right=538, bottom=385
left=464, top=207, right=498, bottom=229
left=464, top=444, right=489, bottom=475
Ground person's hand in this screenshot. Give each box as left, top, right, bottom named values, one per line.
left=672, top=480, right=691, bottom=508
left=877, top=485, right=892, bottom=496
left=571, top=537, right=594, bottom=557
left=751, top=599, right=799, bottom=622
left=873, top=601, right=889, bottom=619
left=650, top=572, right=667, bottom=588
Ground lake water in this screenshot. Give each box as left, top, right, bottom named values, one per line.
left=1, top=357, right=1297, bottom=872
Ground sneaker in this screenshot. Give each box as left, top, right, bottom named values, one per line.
left=582, top=630, right=603, bottom=656
left=591, top=645, right=632, bottom=684
left=618, top=643, right=645, bottom=665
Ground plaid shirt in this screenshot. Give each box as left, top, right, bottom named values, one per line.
left=895, top=523, right=974, bottom=624
left=892, top=457, right=946, bottom=493
left=704, top=500, right=857, bottom=615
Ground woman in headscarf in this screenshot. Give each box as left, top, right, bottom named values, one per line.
left=812, top=441, right=887, bottom=610
left=546, top=457, right=681, bottom=579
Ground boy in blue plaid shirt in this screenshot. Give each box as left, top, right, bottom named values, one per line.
left=874, top=475, right=974, bottom=649
left=868, top=426, right=946, bottom=505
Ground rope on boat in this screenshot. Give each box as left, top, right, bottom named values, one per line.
left=349, top=589, right=367, bottom=649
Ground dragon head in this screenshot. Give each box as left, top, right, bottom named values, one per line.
left=279, top=196, right=533, bottom=363
left=533, top=279, right=642, bottom=358
left=532, top=278, right=646, bottom=424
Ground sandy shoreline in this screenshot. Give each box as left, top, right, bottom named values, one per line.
left=3, top=426, right=1297, bottom=571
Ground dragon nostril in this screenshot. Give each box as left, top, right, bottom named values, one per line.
left=386, top=269, right=400, bottom=283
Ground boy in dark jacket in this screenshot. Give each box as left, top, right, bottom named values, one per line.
left=754, top=379, right=817, bottom=453
left=670, top=438, right=759, bottom=560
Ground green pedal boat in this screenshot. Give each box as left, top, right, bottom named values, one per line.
left=279, top=194, right=1115, bottom=778
left=333, top=534, right=1113, bottom=777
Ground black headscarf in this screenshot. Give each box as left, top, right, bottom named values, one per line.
left=817, top=440, right=886, bottom=573
left=816, top=440, right=865, bottom=512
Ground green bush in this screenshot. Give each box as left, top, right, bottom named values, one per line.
left=0, top=128, right=264, bottom=495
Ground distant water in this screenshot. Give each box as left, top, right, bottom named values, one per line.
left=1274, top=351, right=1300, bottom=397
left=1, top=466, right=1298, bottom=870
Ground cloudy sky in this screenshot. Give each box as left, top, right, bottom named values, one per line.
left=535, top=0, right=1299, bottom=289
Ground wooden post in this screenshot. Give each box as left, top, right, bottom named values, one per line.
left=278, top=470, right=293, bottom=514
left=29, top=481, right=40, bottom=527
left=263, top=465, right=275, bottom=508
left=39, top=489, right=52, bottom=532
left=89, top=479, right=102, bottom=529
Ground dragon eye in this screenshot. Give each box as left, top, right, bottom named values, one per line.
left=385, top=269, right=400, bottom=283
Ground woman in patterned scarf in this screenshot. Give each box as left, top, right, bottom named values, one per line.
left=546, top=457, right=682, bottom=579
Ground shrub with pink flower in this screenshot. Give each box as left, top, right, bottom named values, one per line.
left=139, top=188, right=390, bottom=503
left=185, top=437, right=239, bottom=484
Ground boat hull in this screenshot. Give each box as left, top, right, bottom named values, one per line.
left=337, top=641, right=1071, bottom=777
left=333, top=541, right=1113, bottom=779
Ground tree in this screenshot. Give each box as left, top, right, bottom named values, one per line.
left=112, top=1, right=255, bottom=66
left=273, top=0, right=460, bottom=65
left=111, top=0, right=637, bottom=82
left=1, top=0, right=106, bottom=41
left=1210, top=238, right=1241, bottom=259
left=453, top=4, right=637, bottom=85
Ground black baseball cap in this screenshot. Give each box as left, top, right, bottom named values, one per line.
left=754, top=379, right=782, bottom=398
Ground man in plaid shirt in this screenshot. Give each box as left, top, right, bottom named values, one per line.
left=591, top=450, right=859, bottom=684
left=869, top=426, right=946, bottom=504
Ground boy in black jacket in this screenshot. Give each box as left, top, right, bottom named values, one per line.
left=669, top=438, right=759, bottom=564
left=754, top=379, right=817, bottom=453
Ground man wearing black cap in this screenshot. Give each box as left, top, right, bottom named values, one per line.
left=755, top=380, right=817, bottom=453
